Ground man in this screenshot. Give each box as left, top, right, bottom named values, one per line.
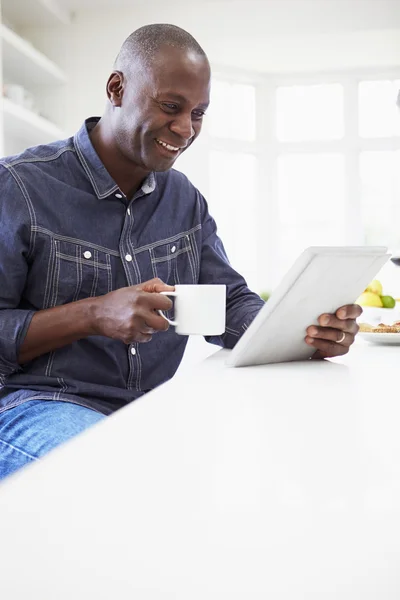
left=0, top=24, right=361, bottom=480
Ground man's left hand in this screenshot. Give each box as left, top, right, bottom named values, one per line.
left=305, top=304, right=362, bottom=359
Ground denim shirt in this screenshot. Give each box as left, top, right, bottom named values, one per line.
left=0, top=118, right=264, bottom=415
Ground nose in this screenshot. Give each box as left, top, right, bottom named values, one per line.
left=169, top=112, right=195, bottom=142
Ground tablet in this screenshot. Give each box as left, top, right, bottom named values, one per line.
left=226, top=246, right=390, bottom=367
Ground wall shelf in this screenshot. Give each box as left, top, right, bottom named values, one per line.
left=1, top=0, right=71, bottom=27
left=1, top=24, right=67, bottom=87
left=2, top=97, right=65, bottom=147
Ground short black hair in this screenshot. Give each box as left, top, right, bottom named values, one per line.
left=115, top=24, right=207, bottom=72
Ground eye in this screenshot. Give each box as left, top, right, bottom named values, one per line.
left=192, top=110, right=207, bottom=120
left=161, top=102, right=178, bottom=112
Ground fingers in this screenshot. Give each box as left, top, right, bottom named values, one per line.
left=317, top=314, right=359, bottom=336
left=141, top=311, right=170, bottom=332
left=140, top=278, right=175, bottom=294
left=143, top=291, right=174, bottom=312
left=305, top=304, right=361, bottom=359
left=335, top=304, right=362, bottom=320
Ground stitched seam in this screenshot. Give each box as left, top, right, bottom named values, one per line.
left=174, top=259, right=181, bottom=284
left=90, top=249, right=99, bottom=297
left=56, top=253, right=111, bottom=270
left=127, top=351, right=135, bottom=391
left=151, top=247, right=190, bottom=263
left=50, top=241, right=60, bottom=308
left=149, top=248, right=158, bottom=278
left=32, top=226, right=120, bottom=256
left=0, top=438, right=38, bottom=461
left=226, top=327, right=240, bottom=336
left=72, top=245, right=82, bottom=302
left=185, top=236, right=196, bottom=283
left=106, top=254, right=112, bottom=292
left=74, top=137, right=118, bottom=199
left=135, top=348, right=142, bottom=392
left=2, top=164, right=36, bottom=261
left=43, top=233, right=55, bottom=308
left=127, top=219, right=141, bottom=283
left=2, top=146, right=75, bottom=168
left=189, top=231, right=200, bottom=274
left=132, top=225, right=202, bottom=254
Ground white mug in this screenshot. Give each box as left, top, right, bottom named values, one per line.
left=158, top=284, right=226, bottom=335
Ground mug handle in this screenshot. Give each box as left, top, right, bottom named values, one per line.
left=158, top=291, right=178, bottom=326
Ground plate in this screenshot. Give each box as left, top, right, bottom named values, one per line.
left=358, top=331, right=400, bottom=345
left=358, top=305, right=400, bottom=326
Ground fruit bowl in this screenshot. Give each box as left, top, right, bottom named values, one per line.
left=356, top=279, right=399, bottom=325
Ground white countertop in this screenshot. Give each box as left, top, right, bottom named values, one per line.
left=0, top=339, right=399, bottom=599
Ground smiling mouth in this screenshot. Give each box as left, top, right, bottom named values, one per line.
left=155, top=138, right=182, bottom=154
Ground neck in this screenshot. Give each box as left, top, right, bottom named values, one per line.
left=89, top=117, right=149, bottom=198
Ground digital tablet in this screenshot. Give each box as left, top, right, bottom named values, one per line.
left=226, top=246, right=390, bottom=367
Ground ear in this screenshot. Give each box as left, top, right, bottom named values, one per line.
left=107, top=71, right=124, bottom=107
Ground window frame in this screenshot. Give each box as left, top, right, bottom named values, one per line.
left=194, top=66, right=400, bottom=291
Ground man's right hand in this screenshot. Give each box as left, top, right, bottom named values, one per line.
left=18, top=278, right=175, bottom=365
left=89, top=278, right=175, bottom=344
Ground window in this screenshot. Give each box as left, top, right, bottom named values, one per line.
left=277, top=153, right=346, bottom=274
left=209, top=151, right=258, bottom=291
left=276, top=84, right=344, bottom=142
left=177, top=71, right=400, bottom=295
left=360, top=151, right=400, bottom=247
left=359, top=80, right=400, bottom=138
left=207, top=80, right=256, bottom=142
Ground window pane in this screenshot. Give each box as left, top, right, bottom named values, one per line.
left=359, top=80, right=400, bottom=138
left=277, top=153, right=346, bottom=276
left=208, top=80, right=256, bottom=141
left=276, top=84, right=344, bottom=142
left=360, top=151, right=400, bottom=247
left=209, top=151, right=258, bottom=290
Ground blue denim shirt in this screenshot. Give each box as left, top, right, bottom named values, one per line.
left=0, top=118, right=264, bottom=415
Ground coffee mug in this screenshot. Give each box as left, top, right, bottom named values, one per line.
left=158, top=284, right=226, bottom=335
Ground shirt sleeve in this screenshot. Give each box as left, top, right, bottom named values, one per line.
left=198, top=192, right=265, bottom=349
left=0, top=163, right=35, bottom=380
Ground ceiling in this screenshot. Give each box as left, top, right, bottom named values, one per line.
left=59, top=0, right=400, bottom=35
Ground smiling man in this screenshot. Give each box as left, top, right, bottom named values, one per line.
left=0, top=24, right=361, bottom=480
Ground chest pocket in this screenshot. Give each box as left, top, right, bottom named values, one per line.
left=149, top=233, right=198, bottom=285
left=50, top=239, right=114, bottom=306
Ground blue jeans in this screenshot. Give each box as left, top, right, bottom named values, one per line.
left=0, top=400, right=105, bottom=481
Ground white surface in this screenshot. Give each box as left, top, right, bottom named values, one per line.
left=0, top=341, right=400, bottom=599
left=1, top=24, right=66, bottom=87
left=1, top=0, right=71, bottom=26
left=358, top=331, right=400, bottom=345
left=228, top=246, right=390, bottom=367
left=2, top=98, right=65, bottom=147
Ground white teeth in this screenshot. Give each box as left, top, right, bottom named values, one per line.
left=157, top=139, right=179, bottom=152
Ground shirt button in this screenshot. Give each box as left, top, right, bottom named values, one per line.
left=115, top=193, right=123, bottom=199
left=125, top=254, right=133, bottom=262
left=127, top=208, right=131, bottom=216
left=130, top=347, right=136, bottom=356
left=171, top=245, right=176, bottom=253
left=83, top=251, right=92, bottom=259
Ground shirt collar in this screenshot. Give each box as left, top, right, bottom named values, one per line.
left=74, top=117, right=156, bottom=199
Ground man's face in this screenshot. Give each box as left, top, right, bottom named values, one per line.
left=110, top=45, right=211, bottom=172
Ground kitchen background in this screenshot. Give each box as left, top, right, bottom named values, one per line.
left=0, top=0, right=399, bottom=301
